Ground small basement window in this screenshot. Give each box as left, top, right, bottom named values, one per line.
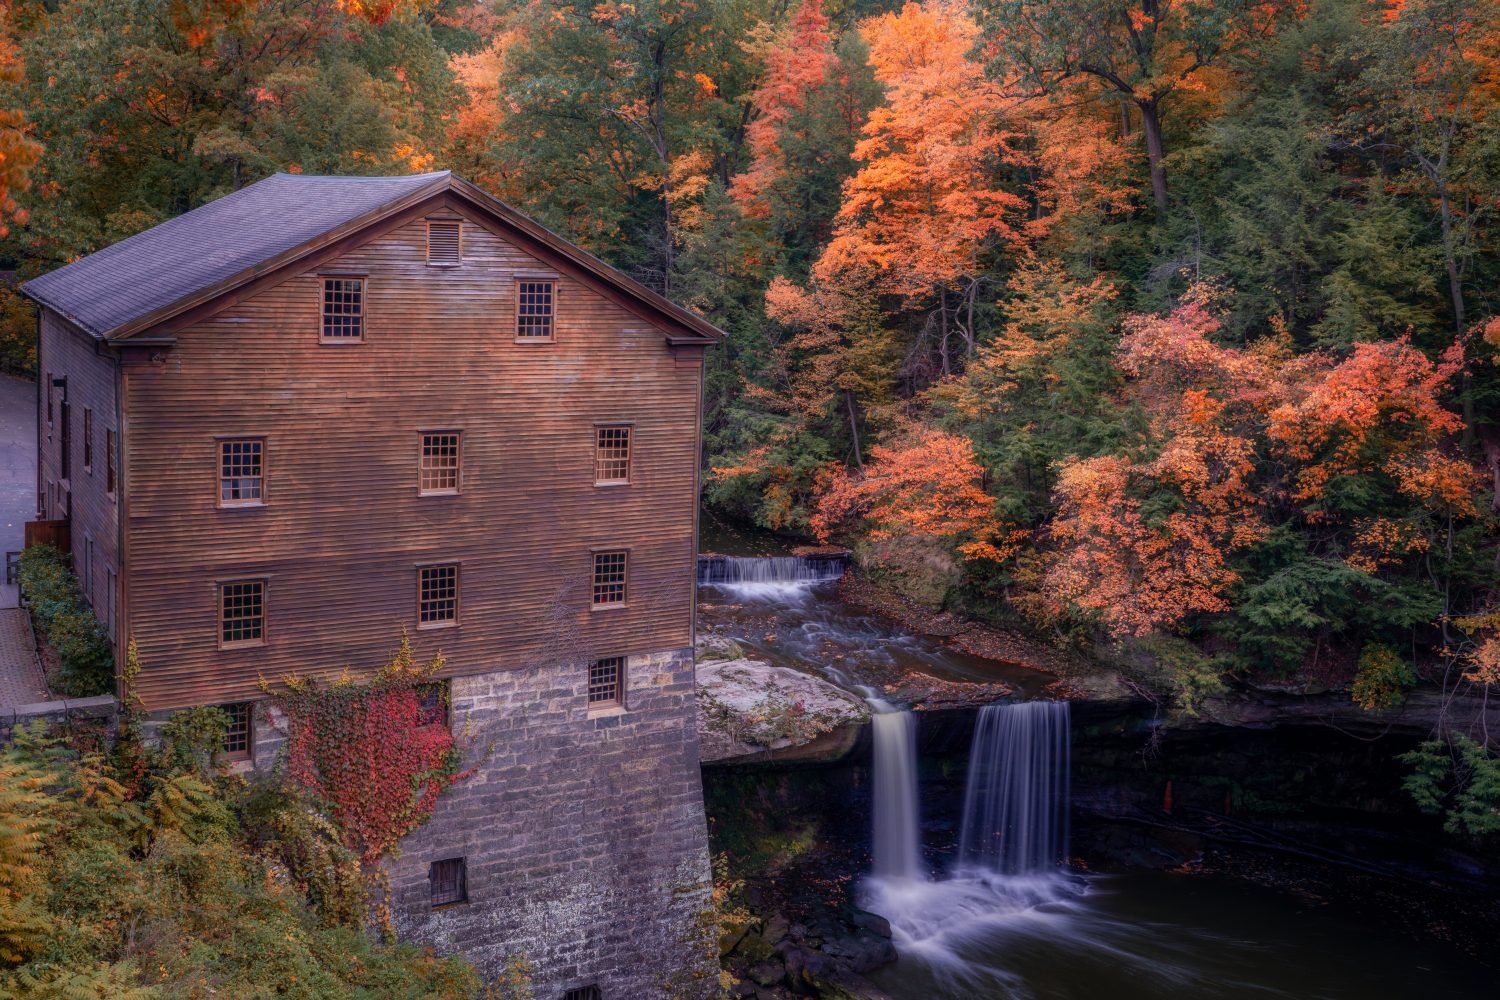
left=321, top=277, right=364, bottom=342
left=221, top=702, right=254, bottom=761
left=220, top=579, right=266, bottom=647
left=594, top=425, right=631, bottom=485
left=564, top=986, right=602, bottom=1000
left=591, top=551, right=628, bottom=608
left=420, top=432, right=461, bottom=495
left=427, top=220, right=462, bottom=266
left=588, top=657, right=625, bottom=709
left=415, top=680, right=450, bottom=729
left=219, top=438, right=264, bottom=506
left=429, top=857, right=467, bottom=908
left=419, top=564, right=459, bottom=627
left=515, top=280, right=554, bottom=341
left=83, top=408, right=93, bottom=473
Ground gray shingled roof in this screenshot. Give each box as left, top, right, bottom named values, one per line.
left=23, top=172, right=451, bottom=339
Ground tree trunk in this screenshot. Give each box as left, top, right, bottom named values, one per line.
left=1139, top=99, right=1169, bottom=225
left=845, top=390, right=864, bottom=471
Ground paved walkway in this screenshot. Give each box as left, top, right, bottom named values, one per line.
left=0, top=374, right=43, bottom=706
left=0, top=607, right=47, bottom=706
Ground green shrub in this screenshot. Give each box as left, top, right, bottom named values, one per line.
left=1350, top=642, right=1416, bottom=713
left=17, top=544, right=115, bottom=697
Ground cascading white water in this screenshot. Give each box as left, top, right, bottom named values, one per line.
left=869, top=705, right=923, bottom=880
left=696, top=555, right=846, bottom=596
left=957, top=701, right=1071, bottom=874
left=860, top=699, right=1089, bottom=994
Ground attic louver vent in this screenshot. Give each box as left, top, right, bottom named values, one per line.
left=427, top=220, right=462, bottom=266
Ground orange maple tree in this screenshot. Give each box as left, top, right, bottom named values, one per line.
left=812, top=425, right=1016, bottom=562
left=0, top=5, right=40, bottom=238
left=815, top=0, right=1028, bottom=372
left=1040, top=286, right=1477, bottom=636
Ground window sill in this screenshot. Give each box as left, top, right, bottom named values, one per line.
left=219, top=501, right=267, bottom=510
left=418, top=490, right=460, bottom=498
left=590, top=603, right=627, bottom=613
left=418, top=621, right=459, bottom=631
left=431, top=899, right=469, bottom=912
left=220, top=640, right=266, bottom=651
left=587, top=704, right=626, bottom=719
left=318, top=338, right=364, bottom=346
left=513, top=337, right=555, bottom=345
left=594, top=480, right=630, bottom=488
left=427, top=263, right=463, bottom=270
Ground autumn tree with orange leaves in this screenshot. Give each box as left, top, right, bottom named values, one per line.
left=0, top=4, right=39, bottom=239
left=813, top=425, right=1017, bottom=563
left=815, top=0, right=1028, bottom=375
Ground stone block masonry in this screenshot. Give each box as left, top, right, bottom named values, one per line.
left=387, top=646, right=715, bottom=999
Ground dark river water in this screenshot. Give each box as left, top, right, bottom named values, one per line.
left=697, top=515, right=1495, bottom=1000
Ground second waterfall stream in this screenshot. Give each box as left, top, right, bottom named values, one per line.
left=860, top=700, right=1090, bottom=990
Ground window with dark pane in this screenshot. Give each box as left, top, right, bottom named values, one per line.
left=516, top=280, right=554, bottom=340
left=429, top=857, right=467, bottom=908
left=419, top=564, right=459, bottom=626
left=591, top=551, right=627, bottom=607
left=220, top=580, right=265, bottom=645
left=594, top=425, right=631, bottom=485
left=427, top=220, right=462, bottom=266
left=221, top=702, right=253, bottom=760
left=321, top=277, right=364, bottom=341
left=106, top=429, right=117, bottom=495
left=415, top=680, right=450, bottom=729
left=588, top=657, right=624, bottom=708
left=83, top=408, right=93, bottom=472
left=420, top=433, right=461, bottom=494
left=220, top=438, right=264, bottom=505
left=564, top=986, right=602, bottom=1000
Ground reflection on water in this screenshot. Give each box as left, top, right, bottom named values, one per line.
left=865, top=870, right=1494, bottom=1000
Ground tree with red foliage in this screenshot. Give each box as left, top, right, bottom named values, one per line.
left=730, top=0, right=838, bottom=221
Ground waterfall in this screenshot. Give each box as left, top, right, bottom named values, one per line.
left=870, top=705, right=924, bottom=880
left=957, top=701, right=1071, bottom=874
left=697, top=554, right=847, bottom=587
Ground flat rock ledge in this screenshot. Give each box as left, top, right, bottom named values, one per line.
left=880, top=671, right=1014, bottom=711
left=698, top=657, right=870, bottom=764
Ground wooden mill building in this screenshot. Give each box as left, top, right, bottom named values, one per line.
left=21, top=171, right=719, bottom=998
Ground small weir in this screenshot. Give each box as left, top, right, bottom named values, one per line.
left=697, top=553, right=849, bottom=588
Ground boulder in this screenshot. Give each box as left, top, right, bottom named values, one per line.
left=747, top=958, right=786, bottom=987
left=698, top=658, right=870, bottom=763
left=849, top=909, right=891, bottom=939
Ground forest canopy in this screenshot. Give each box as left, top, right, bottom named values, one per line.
left=1, top=0, right=1497, bottom=705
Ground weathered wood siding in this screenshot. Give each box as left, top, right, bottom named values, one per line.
left=122, top=204, right=702, bottom=710
left=36, top=308, right=122, bottom=655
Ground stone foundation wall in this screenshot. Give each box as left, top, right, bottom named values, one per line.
left=386, top=646, right=714, bottom=999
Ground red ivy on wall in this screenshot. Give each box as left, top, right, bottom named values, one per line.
left=267, top=631, right=465, bottom=864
